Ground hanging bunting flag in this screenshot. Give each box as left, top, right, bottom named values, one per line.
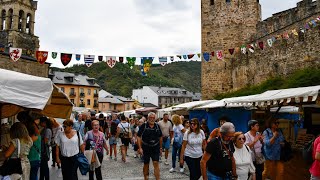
left=211, top=51, right=215, bottom=57
left=197, top=53, right=201, bottom=58
left=98, top=56, right=103, bottom=62
left=170, top=56, right=174, bottom=62
left=177, top=55, right=182, bottom=59
left=52, top=52, right=57, bottom=59
left=267, top=39, right=273, bottom=47
left=183, top=55, right=187, bottom=59
left=248, top=44, right=254, bottom=53
left=141, top=57, right=154, bottom=76
left=216, top=50, right=223, bottom=60
left=311, top=20, right=317, bottom=27
left=203, top=52, right=210, bottom=62
left=84, top=55, right=95, bottom=67
left=119, top=57, right=124, bottom=63
left=240, top=45, right=246, bottom=54
left=283, top=32, right=289, bottom=39
left=300, top=28, right=305, bottom=33
left=75, top=54, right=81, bottom=61
left=305, top=23, right=310, bottom=30
left=292, top=29, right=298, bottom=36
left=228, top=48, right=235, bottom=55
left=106, top=56, right=117, bottom=68
left=158, top=56, right=168, bottom=66
left=235, top=47, right=240, bottom=54
left=0, top=44, right=4, bottom=52
left=126, top=57, right=136, bottom=69
left=60, top=53, right=72, bottom=66
left=187, top=54, right=195, bottom=59
left=258, top=41, right=264, bottom=50
left=9, top=48, right=22, bottom=62
left=26, top=49, right=33, bottom=56
left=35, top=51, right=48, bottom=64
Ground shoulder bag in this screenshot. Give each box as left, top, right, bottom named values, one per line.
left=0, top=139, right=23, bottom=176
left=120, top=123, right=132, bottom=139
left=75, top=131, right=90, bottom=176
left=246, top=132, right=265, bottom=164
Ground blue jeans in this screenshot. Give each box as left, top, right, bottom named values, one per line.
left=171, top=142, right=182, bottom=168
left=40, top=158, right=49, bottom=180
left=30, top=160, right=41, bottom=180
left=185, top=156, right=202, bottom=180
left=207, top=170, right=231, bottom=180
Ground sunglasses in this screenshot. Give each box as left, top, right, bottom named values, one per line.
left=238, top=137, right=245, bottom=141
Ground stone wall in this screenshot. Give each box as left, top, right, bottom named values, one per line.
left=0, top=53, right=49, bottom=77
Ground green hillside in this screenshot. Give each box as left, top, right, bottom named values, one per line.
left=51, top=61, right=201, bottom=97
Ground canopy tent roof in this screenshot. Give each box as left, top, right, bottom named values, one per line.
left=0, top=69, right=73, bottom=119
left=195, top=95, right=257, bottom=109
left=172, top=100, right=217, bottom=110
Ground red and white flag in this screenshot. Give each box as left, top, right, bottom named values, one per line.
left=106, top=56, right=117, bottom=68
left=9, top=48, right=22, bottom=62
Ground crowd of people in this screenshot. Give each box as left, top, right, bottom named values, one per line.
left=0, top=111, right=319, bottom=180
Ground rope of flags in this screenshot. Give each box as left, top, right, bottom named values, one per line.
left=1, top=15, right=320, bottom=76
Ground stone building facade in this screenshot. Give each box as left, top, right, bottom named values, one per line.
left=0, top=0, right=48, bottom=77
left=201, top=0, right=320, bottom=99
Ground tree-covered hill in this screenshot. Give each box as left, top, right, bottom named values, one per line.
left=51, top=61, right=201, bottom=97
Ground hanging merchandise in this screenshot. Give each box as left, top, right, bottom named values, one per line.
left=187, top=54, right=195, bottom=59
left=141, top=57, right=154, bottom=76
left=52, top=52, right=58, bottom=59
left=84, top=55, right=95, bottom=67
left=75, top=54, right=81, bottom=61
left=159, top=56, right=168, bottom=66
left=9, top=48, right=22, bottom=62
left=197, top=53, right=201, bottom=58
left=203, top=52, right=210, bottom=62
left=98, top=56, right=103, bottom=62
left=106, top=56, right=116, bottom=68
left=258, top=41, right=264, bottom=50
left=240, top=45, right=246, bottom=54
left=177, top=55, right=182, bottom=59
left=216, top=50, right=223, bottom=60
left=119, top=57, right=124, bottom=63
left=248, top=44, right=255, bottom=53
left=36, top=51, right=48, bottom=64
left=126, top=57, right=136, bottom=69
left=170, top=56, right=174, bottom=62
left=228, top=48, right=235, bottom=55
left=267, top=39, right=273, bottom=47
left=60, top=53, right=72, bottom=66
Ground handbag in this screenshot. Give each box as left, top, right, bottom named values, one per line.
left=85, top=131, right=100, bottom=164
left=0, top=139, right=23, bottom=176
left=246, top=132, right=265, bottom=164
left=280, top=140, right=293, bottom=162
left=75, top=131, right=90, bottom=176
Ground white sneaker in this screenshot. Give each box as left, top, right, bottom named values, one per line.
left=133, top=154, right=137, bottom=158
left=164, top=160, right=169, bottom=165
left=179, top=167, right=184, bottom=173
left=169, top=168, right=176, bottom=173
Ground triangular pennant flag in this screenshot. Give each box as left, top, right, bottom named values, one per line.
left=75, top=54, right=81, bottom=61
left=183, top=55, right=187, bottom=59
left=126, top=57, right=136, bottom=69
left=300, top=28, right=305, bottom=34
left=258, top=41, right=264, bottom=50
left=283, top=32, right=289, bottom=39
left=197, top=53, right=201, bottom=58
left=177, top=55, right=182, bottom=59
left=170, top=56, right=174, bottom=62
left=240, top=45, right=247, bottom=54
left=267, top=39, right=273, bottom=47
left=119, top=57, right=124, bottom=63
left=0, top=43, right=4, bottom=52
left=305, top=23, right=310, bottom=30
left=36, top=51, right=48, bottom=64
left=248, top=44, right=254, bottom=53
left=311, top=20, right=317, bottom=27
left=52, top=52, right=57, bottom=59
left=216, top=50, right=223, bottom=60
left=211, top=51, right=215, bottom=57
left=106, top=56, right=116, bottom=68
left=98, top=56, right=103, bottom=62
left=141, top=57, right=154, bottom=76
left=26, top=49, right=33, bottom=56
left=158, top=56, right=167, bottom=66
left=84, top=55, right=95, bottom=67
left=203, top=52, right=210, bottom=62
left=292, top=29, right=298, bottom=36
left=60, top=53, right=72, bottom=66
left=228, top=48, right=235, bottom=55
left=187, top=54, right=195, bottom=59
left=235, top=47, right=240, bottom=54
left=9, top=48, right=22, bottom=62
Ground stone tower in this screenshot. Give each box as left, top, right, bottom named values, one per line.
left=201, top=0, right=261, bottom=99
left=0, top=0, right=39, bottom=54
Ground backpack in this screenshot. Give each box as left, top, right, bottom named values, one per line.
left=141, top=123, right=161, bottom=147
left=303, top=136, right=318, bottom=165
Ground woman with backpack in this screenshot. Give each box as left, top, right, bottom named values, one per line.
left=310, top=135, right=320, bottom=180
left=233, top=132, right=256, bottom=180
left=117, top=114, right=131, bottom=162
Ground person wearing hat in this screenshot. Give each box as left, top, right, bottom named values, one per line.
left=244, top=120, right=264, bottom=180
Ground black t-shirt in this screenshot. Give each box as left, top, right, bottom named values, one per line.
left=206, top=137, right=235, bottom=177
left=85, top=120, right=92, bottom=131
left=98, top=120, right=108, bottom=132
left=110, top=120, right=119, bottom=136
left=137, top=122, right=162, bottom=147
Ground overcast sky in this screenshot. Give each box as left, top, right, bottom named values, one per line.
left=35, top=0, right=301, bottom=68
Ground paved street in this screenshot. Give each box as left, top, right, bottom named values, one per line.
left=49, top=142, right=190, bottom=180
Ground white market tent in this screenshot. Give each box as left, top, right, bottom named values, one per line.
left=0, top=68, right=73, bottom=119
left=172, top=100, right=218, bottom=110
left=195, top=95, right=258, bottom=109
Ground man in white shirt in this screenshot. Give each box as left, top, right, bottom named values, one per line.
left=158, top=113, right=173, bottom=165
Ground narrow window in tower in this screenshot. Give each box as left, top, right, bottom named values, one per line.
left=18, top=10, right=24, bottom=31
left=1, top=10, right=5, bottom=30
left=26, top=13, right=31, bottom=34
left=8, top=9, right=13, bottom=30
left=210, top=0, right=214, bottom=6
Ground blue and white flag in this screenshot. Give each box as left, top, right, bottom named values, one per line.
left=141, top=57, right=154, bottom=76
left=75, top=54, right=81, bottom=61
left=183, top=55, right=187, bottom=59
left=203, top=52, right=210, bottom=62
left=158, top=56, right=167, bottom=66
left=84, top=55, right=95, bottom=67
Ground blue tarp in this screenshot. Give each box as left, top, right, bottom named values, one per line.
left=189, top=110, right=208, bottom=124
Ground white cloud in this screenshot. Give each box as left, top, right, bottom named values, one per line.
left=34, top=0, right=302, bottom=68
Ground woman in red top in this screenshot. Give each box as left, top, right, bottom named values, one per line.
left=310, top=136, right=320, bottom=180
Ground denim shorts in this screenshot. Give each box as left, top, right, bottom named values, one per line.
left=162, top=137, right=170, bottom=150
left=109, top=136, right=117, bottom=145
left=207, top=170, right=231, bottom=180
